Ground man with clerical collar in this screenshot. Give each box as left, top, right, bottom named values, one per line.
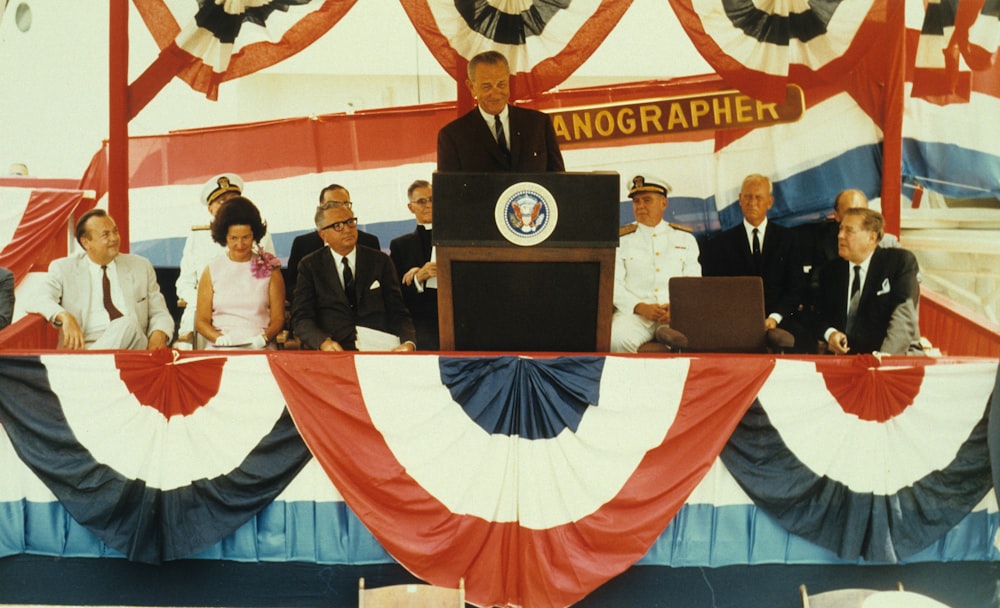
left=611, top=174, right=701, bottom=352
left=390, top=179, right=439, bottom=350
left=26, top=208, right=173, bottom=349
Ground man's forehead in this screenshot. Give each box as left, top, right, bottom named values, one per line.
left=322, top=188, right=350, bottom=201
left=324, top=206, right=353, bottom=220
left=841, top=216, right=866, bottom=230
left=473, top=64, right=508, bottom=81
left=87, top=215, right=115, bottom=231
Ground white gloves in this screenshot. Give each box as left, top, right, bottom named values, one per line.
left=248, top=334, right=268, bottom=350
left=214, top=334, right=267, bottom=348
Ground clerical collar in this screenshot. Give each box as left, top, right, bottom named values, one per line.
left=419, top=223, right=432, bottom=230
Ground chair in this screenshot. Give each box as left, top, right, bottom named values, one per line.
left=800, top=582, right=908, bottom=608
left=800, top=585, right=877, bottom=608
left=664, top=276, right=794, bottom=353
left=358, top=577, right=464, bottom=608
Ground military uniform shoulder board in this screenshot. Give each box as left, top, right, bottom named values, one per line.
left=191, top=224, right=212, bottom=231
left=619, top=223, right=638, bottom=237
left=669, top=222, right=693, bottom=233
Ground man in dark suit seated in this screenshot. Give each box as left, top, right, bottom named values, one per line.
left=437, top=50, right=565, bottom=173
left=700, top=173, right=805, bottom=351
left=799, top=188, right=902, bottom=274
left=292, top=200, right=415, bottom=352
left=0, top=266, right=14, bottom=330
left=285, top=183, right=380, bottom=303
left=389, top=179, right=439, bottom=350
left=814, top=208, right=922, bottom=355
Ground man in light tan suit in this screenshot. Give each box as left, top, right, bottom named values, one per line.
left=26, top=209, right=173, bottom=349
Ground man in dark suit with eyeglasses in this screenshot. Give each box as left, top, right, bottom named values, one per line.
left=285, top=184, right=381, bottom=304
left=291, top=200, right=415, bottom=351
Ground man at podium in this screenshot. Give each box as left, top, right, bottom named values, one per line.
left=437, top=51, right=564, bottom=173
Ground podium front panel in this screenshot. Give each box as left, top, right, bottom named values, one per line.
left=433, top=172, right=619, bottom=352
left=450, top=260, right=602, bottom=352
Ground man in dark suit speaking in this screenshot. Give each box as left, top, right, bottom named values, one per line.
left=292, top=200, right=415, bottom=352
left=814, top=208, right=922, bottom=355
left=437, top=50, right=565, bottom=173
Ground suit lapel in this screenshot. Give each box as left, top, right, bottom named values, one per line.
left=732, top=228, right=755, bottom=274
left=354, top=248, right=377, bottom=305
left=115, top=257, right=135, bottom=316
left=507, top=106, right=520, bottom=168
left=320, top=249, right=351, bottom=306
left=74, top=256, right=95, bottom=321
left=832, top=260, right=850, bottom=327
left=859, top=248, right=885, bottom=308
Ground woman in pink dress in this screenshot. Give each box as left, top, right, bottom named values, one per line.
left=195, top=197, right=285, bottom=349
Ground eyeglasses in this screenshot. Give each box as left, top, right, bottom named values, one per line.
left=321, top=217, right=359, bottom=232
left=410, top=196, right=433, bottom=206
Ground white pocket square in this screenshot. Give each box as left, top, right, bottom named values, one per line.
left=876, top=278, right=890, bottom=296
left=369, top=280, right=380, bottom=290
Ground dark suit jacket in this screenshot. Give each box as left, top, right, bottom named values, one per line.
left=0, top=267, right=14, bottom=330
left=814, top=247, right=921, bottom=355
left=389, top=226, right=439, bottom=350
left=286, top=229, right=379, bottom=305
left=291, top=245, right=415, bottom=350
left=437, top=105, right=565, bottom=172
left=700, top=222, right=805, bottom=320
left=794, top=219, right=840, bottom=273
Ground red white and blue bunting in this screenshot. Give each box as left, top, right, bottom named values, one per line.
left=667, top=0, right=882, bottom=101
left=132, top=0, right=356, bottom=101
left=399, top=0, right=632, bottom=99
left=0, top=352, right=997, bottom=607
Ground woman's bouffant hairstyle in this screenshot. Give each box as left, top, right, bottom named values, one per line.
left=211, top=196, right=268, bottom=246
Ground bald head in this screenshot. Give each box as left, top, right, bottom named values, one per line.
left=834, top=189, right=868, bottom=222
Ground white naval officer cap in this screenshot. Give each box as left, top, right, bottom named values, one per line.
left=201, top=173, right=244, bottom=206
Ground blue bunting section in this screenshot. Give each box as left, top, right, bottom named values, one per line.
left=0, top=353, right=311, bottom=564
left=1, top=353, right=999, bottom=607
left=722, top=358, right=998, bottom=562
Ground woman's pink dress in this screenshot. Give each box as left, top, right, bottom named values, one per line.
left=205, top=254, right=274, bottom=349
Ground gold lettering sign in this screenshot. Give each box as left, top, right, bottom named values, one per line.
left=549, top=84, right=804, bottom=147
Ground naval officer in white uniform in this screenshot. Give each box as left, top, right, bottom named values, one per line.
left=611, top=175, right=701, bottom=352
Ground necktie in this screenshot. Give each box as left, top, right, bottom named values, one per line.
left=846, top=264, right=861, bottom=333
left=342, top=257, right=356, bottom=308
left=751, top=228, right=762, bottom=273
left=494, top=114, right=509, bottom=159
left=101, top=265, right=123, bottom=321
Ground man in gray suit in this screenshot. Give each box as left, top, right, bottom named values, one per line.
left=0, top=267, right=13, bottom=330
left=26, top=209, right=173, bottom=349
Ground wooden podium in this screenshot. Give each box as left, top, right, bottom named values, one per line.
left=433, top=172, right=619, bottom=352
